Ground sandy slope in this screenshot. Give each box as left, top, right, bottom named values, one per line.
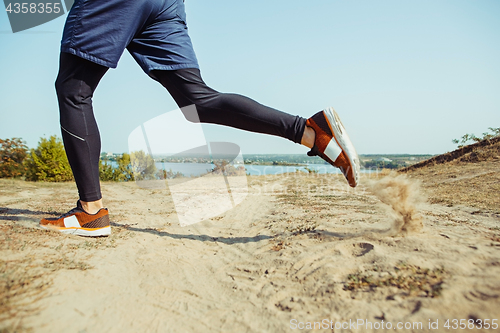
left=1, top=172, right=500, bottom=332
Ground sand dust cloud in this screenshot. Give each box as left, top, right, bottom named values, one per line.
left=366, top=173, right=425, bottom=235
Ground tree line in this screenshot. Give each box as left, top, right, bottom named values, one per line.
left=0, top=136, right=157, bottom=182
left=0, top=136, right=229, bottom=182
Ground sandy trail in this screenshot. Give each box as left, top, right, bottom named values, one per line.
left=1, top=174, right=500, bottom=332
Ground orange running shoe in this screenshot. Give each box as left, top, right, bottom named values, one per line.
left=306, top=107, right=360, bottom=187
left=40, top=201, right=111, bottom=237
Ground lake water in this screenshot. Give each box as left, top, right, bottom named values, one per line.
left=108, top=161, right=379, bottom=177
left=160, top=163, right=340, bottom=176
left=245, top=164, right=340, bottom=176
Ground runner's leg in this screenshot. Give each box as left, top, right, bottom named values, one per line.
left=55, top=52, right=109, bottom=205
left=152, top=68, right=307, bottom=144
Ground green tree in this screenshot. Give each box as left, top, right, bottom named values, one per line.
left=0, top=138, right=28, bottom=178
left=24, top=136, right=73, bottom=182
left=116, top=153, right=134, bottom=181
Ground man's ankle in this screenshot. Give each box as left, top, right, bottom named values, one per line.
left=301, top=126, right=316, bottom=149
left=80, top=199, right=104, bottom=215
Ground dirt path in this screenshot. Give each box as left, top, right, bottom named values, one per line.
left=1, top=175, right=500, bottom=332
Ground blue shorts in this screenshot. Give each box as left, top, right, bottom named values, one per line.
left=61, top=0, right=199, bottom=73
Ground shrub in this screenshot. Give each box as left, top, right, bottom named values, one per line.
left=99, top=159, right=115, bottom=181
left=24, top=136, right=73, bottom=182
left=0, top=138, right=28, bottom=178
left=130, top=151, right=157, bottom=180
left=99, top=153, right=134, bottom=182
left=452, top=127, right=500, bottom=148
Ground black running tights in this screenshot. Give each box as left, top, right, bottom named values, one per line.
left=55, top=52, right=306, bottom=202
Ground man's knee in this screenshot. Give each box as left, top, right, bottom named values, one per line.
left=55, top=75, right=93, bottom=108
left=55, top=75, right=74, bottom=101
left=54, top=75, right=65, bottom=98
left=176, top=90, right=223, bottom=123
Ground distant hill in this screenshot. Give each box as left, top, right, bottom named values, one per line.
left=400, top=136, right=500, bottom=172
left=399, top=136, right=500, bottom=213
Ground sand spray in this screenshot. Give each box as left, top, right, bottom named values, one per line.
left=366, top=173, right=425, bottom=236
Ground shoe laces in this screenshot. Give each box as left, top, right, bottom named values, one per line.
left=59, top=206, right=84, bottom=218
left=59, top=201, right=85, bottom=218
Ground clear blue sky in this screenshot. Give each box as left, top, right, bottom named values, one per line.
left=1, top=0, right=499, bottom=155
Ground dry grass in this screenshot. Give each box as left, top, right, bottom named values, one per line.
left=344, top=263, right=446, bottom=298
left=402, top=139, right=500, bottom=213
left=402, top=136, right=500, bottom=171
left=406, top=160, right=500, bottom=212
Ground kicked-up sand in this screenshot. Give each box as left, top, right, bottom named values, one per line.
left=1, top=166, right=499, bottom=332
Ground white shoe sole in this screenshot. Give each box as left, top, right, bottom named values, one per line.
left=323, top=107, right=360, bottom=187
left=40, top=225, right=111, bottom=237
